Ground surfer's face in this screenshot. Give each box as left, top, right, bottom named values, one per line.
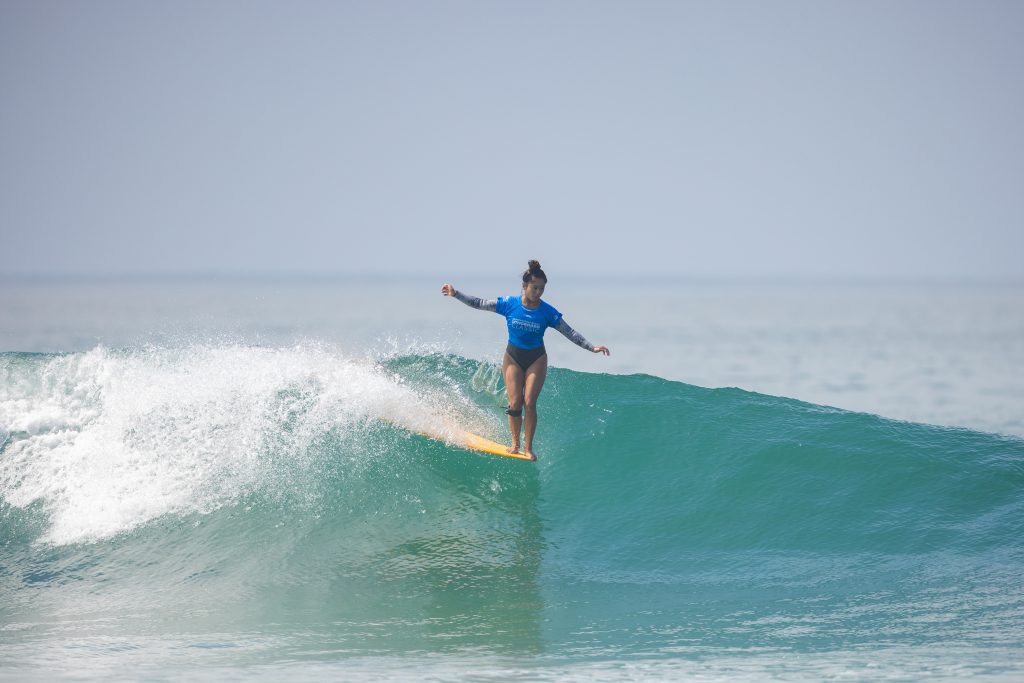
left=523, top=278, right=545, bottom=304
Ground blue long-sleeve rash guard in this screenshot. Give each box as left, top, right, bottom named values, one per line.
left=452, top=290, right=595, bottom=352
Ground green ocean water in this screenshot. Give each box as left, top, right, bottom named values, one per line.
left=2, top=345, right=1023, bottom=680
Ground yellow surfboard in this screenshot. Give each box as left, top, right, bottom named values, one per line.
left=383, top=418, right=535, bottom=462
left=460, top=431, right=536, bottom=461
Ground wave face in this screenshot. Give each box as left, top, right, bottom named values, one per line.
left=2, top=346, right=1023, bottom=674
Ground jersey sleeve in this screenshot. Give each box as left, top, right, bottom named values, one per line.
left=547, top=304, right=563, bottom=327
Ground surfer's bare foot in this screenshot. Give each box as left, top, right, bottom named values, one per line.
left=523, top=446, right=537, bottom=461
left=507, top=443, right=520, bottom=455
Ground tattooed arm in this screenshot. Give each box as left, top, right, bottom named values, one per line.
left=554, top=318, right=595, bottom=352
left=555, top=317, right=610, bottom=355
left=441, top=283, right=497, bottom=312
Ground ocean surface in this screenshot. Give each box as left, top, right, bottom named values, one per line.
left=2, top=276, right=1023, bottom=681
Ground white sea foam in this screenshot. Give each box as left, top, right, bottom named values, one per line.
left=0, top=344, right=479, bottom=545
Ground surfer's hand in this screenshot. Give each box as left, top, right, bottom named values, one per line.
left=593, top=346, right=610, bottom=356
left=441, top=283, right=456, bottom=296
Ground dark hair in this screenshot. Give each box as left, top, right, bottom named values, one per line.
left=522, top=259, right=547, bottom=285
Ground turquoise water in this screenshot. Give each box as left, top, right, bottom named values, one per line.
left=2, top=345, right=1022, bottom=680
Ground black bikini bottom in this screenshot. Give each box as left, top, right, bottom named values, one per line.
left=506, top=343, right=546, bottom=372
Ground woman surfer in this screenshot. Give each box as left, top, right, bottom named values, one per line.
left=441, top=260, right=610, bottom=460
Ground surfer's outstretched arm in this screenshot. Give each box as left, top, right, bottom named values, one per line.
left=555, top=319, right=611, bottom=355
left=441, top=283, right=497, bottom=312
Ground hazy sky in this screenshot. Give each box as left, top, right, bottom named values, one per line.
left=2, top=1, right=1022, bottom=280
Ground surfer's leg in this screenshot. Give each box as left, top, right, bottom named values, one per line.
left=521, top=354, right=547, bottom=459
left=503, top=352, right=525, bottom=453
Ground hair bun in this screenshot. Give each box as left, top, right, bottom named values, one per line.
left=522, top=259, right=548, bottom=284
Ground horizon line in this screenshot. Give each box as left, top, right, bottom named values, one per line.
left=2, top=269, right=1022, bottom=287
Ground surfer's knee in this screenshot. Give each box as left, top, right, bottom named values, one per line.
left=523, top=397, right=538, bottom=412
left=506, top=402, right=523, bottom=417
